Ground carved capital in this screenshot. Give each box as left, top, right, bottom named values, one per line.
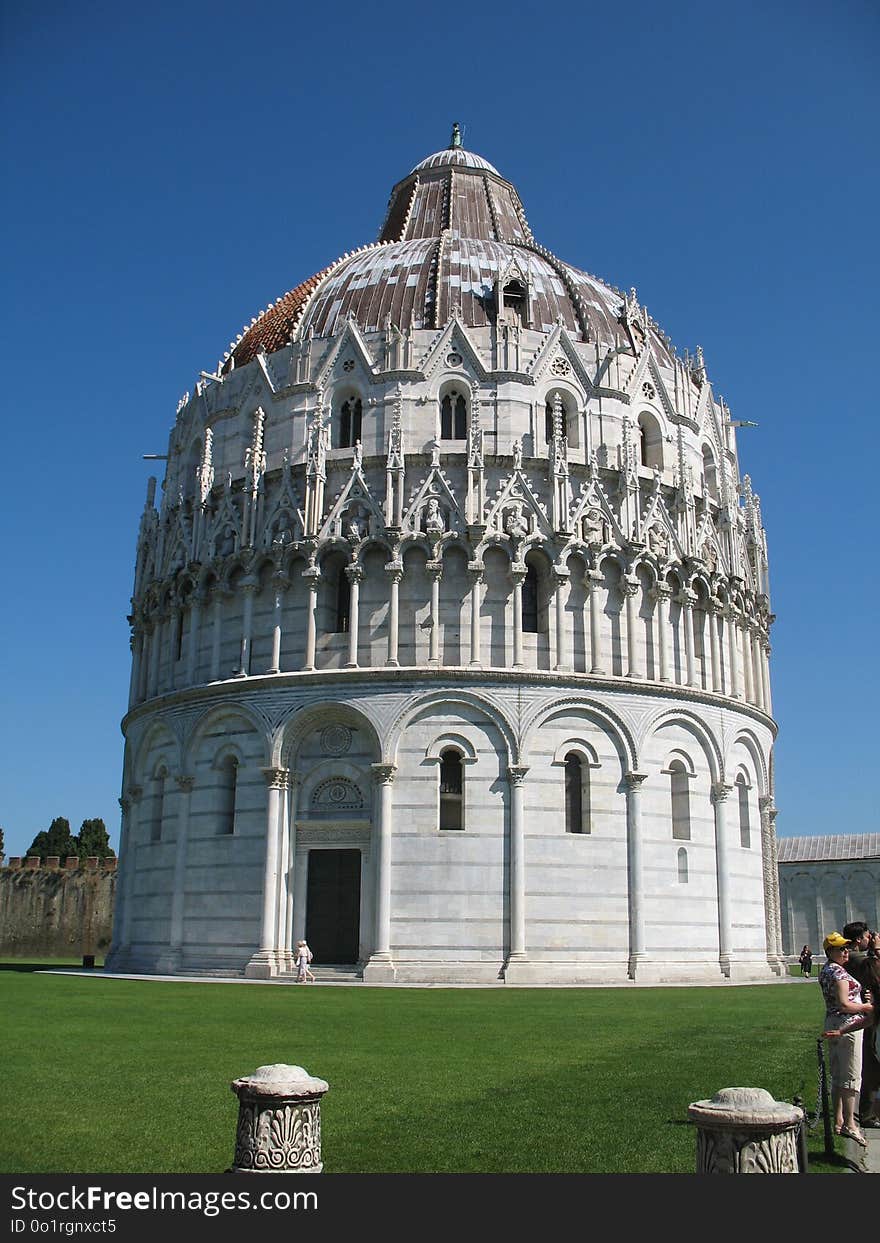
left=371, top=763, right=397, bottom=786
left=467, top=561, right=485, bottom=580
left=261, top=767, right=290, bottom=791
left=508, top=764, right=530, bottom=787
left=426, top=561, right=444, bottom=581
left=621, top=576, right=640, bottom=598
left=624, top=771, right=648, bottom=791
left=345, top=564, right=365, bottom=585
left=677, top=588, right=697, bottom=609
left=711, top=781, right=733, bottom=804
left=650, top=584, right=673, bottom=603
left=384, top=562, right=404, bottom=584
left=552, top=570, right=570, bottom=589
left=128, top=785, right=143, bottom=803
left=175, top=774, right=196, bottom=793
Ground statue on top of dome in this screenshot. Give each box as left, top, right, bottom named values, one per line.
left=450, top=122, right=462, bottom=150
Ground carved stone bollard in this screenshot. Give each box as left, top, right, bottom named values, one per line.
left=230, top=1064, right=329, bottom=1174
left=688, top=1087, right=803, bottom=1173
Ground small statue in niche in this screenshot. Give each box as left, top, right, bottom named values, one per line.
left=699, top=540, right=718, bottom=572
left=352, top=439, right=363, bottom=470
left=346, top=512, right=363, bottom=543
left=217, top=526, right=236, bottom=557
left=505, top=502, right=529, bottom=542
left=424, top=497, right=445, bottom=537
left=271, top=512, right=293, bottom=548
left=647, top=523, right=669, bottom=559
left=512, top=438, right=523, bottom=471
left=583, top=509, right=604, bottom=548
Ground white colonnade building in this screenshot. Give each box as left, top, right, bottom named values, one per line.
left=107, top=131, right=783, bottom=983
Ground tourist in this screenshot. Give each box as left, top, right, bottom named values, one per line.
left=295, top=940, right=315, bottom=984
left=842, top=922, right=880, bottom=1129
left=799, top=945, right=813, bottom=977
left=819, top=932, right=874, bottom=1146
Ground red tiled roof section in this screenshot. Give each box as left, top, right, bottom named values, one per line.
left=228, top=268, right=330, bottom=369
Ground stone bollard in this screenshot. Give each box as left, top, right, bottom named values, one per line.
left=688, top=1087, right=804, bottom=1173
left=230, top=1064, right=329, bottom=1174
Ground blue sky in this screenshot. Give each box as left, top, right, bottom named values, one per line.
left=1, top=0, right=877, bottom=858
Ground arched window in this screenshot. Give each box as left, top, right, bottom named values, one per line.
left=219, top=756, right=238, bottom=836
left=335, top=568, right=351, bottom=633
left=702, top=445, right=719, bottom=502
left=669, top=759, right=691, bottom=840
left=439, top=749, right=464, bottom=830
left=339, top=397, right=362, bottom=448
left=638, top=412, right=664, bottom=469
left=440, top=390, right=467, bottom=440
left=522, top=564, right=539, bottom=633
left=503, top=280, right=527, bottom=326
left=564, top=752, right=591, bottom=834
left=677, top=847, right=689, bottom=883
left=152, top=767, right=167, bottom=843
left=736, top=773, right=751, bottom=848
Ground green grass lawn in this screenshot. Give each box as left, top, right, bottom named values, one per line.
left=1, top=968, right=840, bottom=1174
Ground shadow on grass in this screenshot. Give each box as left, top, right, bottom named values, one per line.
left=0, top=961, right=103, bottom=973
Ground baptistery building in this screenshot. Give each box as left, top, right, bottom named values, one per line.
left=107, top=130, right=784, bottom=983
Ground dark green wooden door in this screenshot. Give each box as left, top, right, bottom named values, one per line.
left=305, top=849, right=361, bottom=963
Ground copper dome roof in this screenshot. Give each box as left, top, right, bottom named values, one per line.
left=226, top=135, right=670, bottom=370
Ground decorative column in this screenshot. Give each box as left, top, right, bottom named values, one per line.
left=427, top=561, right=442, bottom=666
left=148, top=615, right=162, bottom=698
left=688, top=1088, right=803, bottom=1173
left=106, top=786, right=141, bottom=968
left=708, top=598, right=723, bottom=693
left=625, top=772, right=649, bottom=979
left=138, top=624, right=152, bottom=702
left=505, top=765, right=529, bottom=978
left=553, top=570, right=570, bottom=671
left=159, top=774, right=195, bottom=972
left=760, top=795, right=784, bottom=972
left=712, top=781, right=733, bottom=978
left=741, top=619, right=754, bottom=704
left=246, top=768, right=289, bottom=979
left=283, top=775, right=300, bottom=967
left=385, top=562, right=403, bottom=667
left=622, top=576, right=641, bottom=679
left=128, top=630, right=143, bottom=707
left=186, top=593, right=203, bottom=685
left=468, top=562, right=484, bottom=668
left=230, top=1064, right=329, bottom=1174
left=511, top=565, right=526, bottom=669
left=679, top=590, right=697, bottom=687
left=268, top=575, right=288, bottom=674
left=210, top=590, right=223, bottom=682
left=751, top=630, right=764, bottom=710
left=586, top=569, right=605, bottom=674
left=275, top=772, right=292, bottom=972
left=725, top=604, right=741, bottom=699
left=761, top=640, right=772, bottom=716
left=344, top=565, right=363, bottom=668
left=169, top=606, right=182, bottom=689
left=303, top=565, right=320, bottom=671
left=364, top=764, right=397, bottom=981
left=652, top=584, right=672, bottom=682
left=237, top=580, right=257, bottom=677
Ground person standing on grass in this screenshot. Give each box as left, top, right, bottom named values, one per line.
left=819, top=932, right=874, bottom=1147
left=799, top=945, right=813, bottom=977
left=295, top=939, right=315, bottom=983
left=842, top=921, right=880, bottom=1129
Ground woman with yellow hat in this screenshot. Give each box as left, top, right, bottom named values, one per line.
left=820, top=932, right=874, bottom=1146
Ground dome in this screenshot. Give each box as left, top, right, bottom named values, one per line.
left=113, top=129, right=779, bottom=990
left=226, top=131, right=674, bottom=371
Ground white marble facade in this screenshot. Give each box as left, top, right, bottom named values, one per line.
left=778, top=836, right=880, bottom=957
left=107, top=135, right=783, bottom=983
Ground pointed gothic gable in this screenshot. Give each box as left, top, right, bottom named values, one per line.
left=624, top=345, right=679, bottom=423
left=401, top=463, right=466, bottom=537
left=312, top=315, right=378, bottom=389
left=568, top=474, right=626, bottom=549
left=527, top=322, right=595, bottom=395
left=639, top=488, right=686, bottom=562
left=417, top=315, right=489, bottom=382
left=484, top=465, right=553, bottom=541
left=261, top=465, right=305, bottom=549
left=206, top=485, right=243, bottom=558
left=319, top=467, right=386, bottom=543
